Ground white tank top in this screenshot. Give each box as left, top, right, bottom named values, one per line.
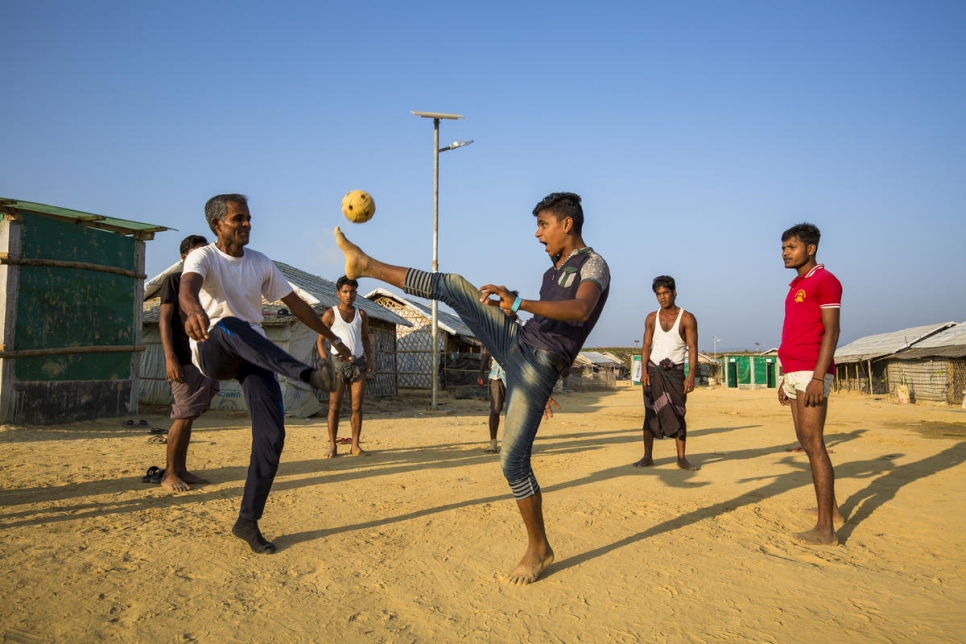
left=329, top=306, right=365, bottom=358
left=650, top=308, right=686, bottom=365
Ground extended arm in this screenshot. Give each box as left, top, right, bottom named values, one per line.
left=315, top=308, right=335, bottom=361
left=478, top=281, right=602, bottom=322
left=281, top=292, right=352, bottom=360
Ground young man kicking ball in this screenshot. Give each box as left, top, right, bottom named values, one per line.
left=335, top=192, right=609, bottom=584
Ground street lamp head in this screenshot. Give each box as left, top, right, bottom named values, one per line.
left=439, top=139, right=474, bottom=152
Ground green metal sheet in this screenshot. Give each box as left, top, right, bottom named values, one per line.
left=13, top=212, right=135, bottom=381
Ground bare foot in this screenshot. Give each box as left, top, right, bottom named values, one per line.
left=182, top=472, right=209, bottom=485
left=502, top=548, right=555, bottom=585
left=323, top=445, right=337, bottom=459
left=351, top=447, right=370, bottom=457
left=161, top=472, right=191, bottom=492
left=794, top=527, right=838, bottom=546
left=334, top=227, right=371, bottom=280
left=677, top=458, right=700, bottom=471
left=801, top=506, right=846, bottom=526
left=632, top=456, right=654, bottom=468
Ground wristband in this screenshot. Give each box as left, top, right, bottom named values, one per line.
left=811, top=377, right=824, bottom=382
left=510, top=296, right=522, bottom=313
left=332, top=337, right=343, bottom=345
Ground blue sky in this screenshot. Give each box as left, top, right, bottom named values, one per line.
left=3, top=1, right=964, bottom=352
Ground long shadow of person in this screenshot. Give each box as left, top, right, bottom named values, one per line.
left=838, top=442, right=966, bottom=542
left=547, top=437, right=964, bottom=576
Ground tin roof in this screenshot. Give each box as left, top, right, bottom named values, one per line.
left=888, top=322, right=966, bottom=360
left=0, top=198, right=169, bottom=240
left=834, top=322, right=958, bottom=363
left=143, top=260, right=410, bottom=327
left=365, top=287, right=479, bottom=343
left=576, top=351, right=624, bottom=366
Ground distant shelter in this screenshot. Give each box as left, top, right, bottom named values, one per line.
left=835, top=322, right=966, bottom=404
left=834, top=322, right=957, bottom=398
left=365, top=288, right=481, bottom=390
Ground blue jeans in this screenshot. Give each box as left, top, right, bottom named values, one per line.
left=405, top=271, right=561, bottom=499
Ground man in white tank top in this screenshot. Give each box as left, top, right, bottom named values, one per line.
left=633, top=275, right=700, bottom=471
left=317, top=276, right=372, bottom=457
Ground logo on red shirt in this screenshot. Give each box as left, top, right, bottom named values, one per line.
left=794, top=289, right=806, bottom=303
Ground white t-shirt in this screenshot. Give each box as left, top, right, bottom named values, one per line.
left=182, top=243, right=293, bottom=367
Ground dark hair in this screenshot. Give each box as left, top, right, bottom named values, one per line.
left=532, top=192, right=584, bottom=235
left=781, top=222, right=821, bottom=247
left=335, top=275, right=359, bottom=291
left=179, top=235, right=208, bottom=256
left=204, top=194, right=248, bottom=234
left=652, top=275, right=676, bottom=292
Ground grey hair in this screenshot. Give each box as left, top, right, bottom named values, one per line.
left=204, top=194, right=248, bottom=234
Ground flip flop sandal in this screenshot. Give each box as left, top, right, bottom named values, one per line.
left=147, top=427, right=166, bottom=435
left=140, top=466, right=165, bottom=483
left=147, top=435, right=167, bottom=444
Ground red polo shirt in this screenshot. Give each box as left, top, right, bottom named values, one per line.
left=778, top=264, right=842, bottom=374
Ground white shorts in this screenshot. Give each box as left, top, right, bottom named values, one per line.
left=781, top=371, right=833, bottom=399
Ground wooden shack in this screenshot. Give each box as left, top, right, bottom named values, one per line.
left=0, top=198, right=167, bottom=424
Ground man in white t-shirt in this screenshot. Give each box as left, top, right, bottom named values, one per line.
left=180, top=194, right=351, bottom=554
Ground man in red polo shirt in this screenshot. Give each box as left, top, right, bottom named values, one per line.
left=778, top=222, right=843, bottom=545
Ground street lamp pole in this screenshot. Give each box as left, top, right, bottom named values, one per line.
left=411, top=111, right=470, bottom=410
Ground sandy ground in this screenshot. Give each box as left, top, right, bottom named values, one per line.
left=2, top=382, right=965, bottom=643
